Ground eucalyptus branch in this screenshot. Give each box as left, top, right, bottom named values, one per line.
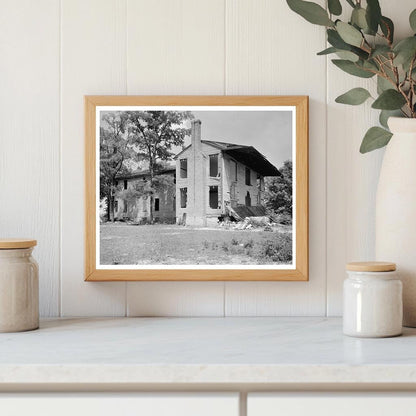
left=287, top=0, right=416, bottom=152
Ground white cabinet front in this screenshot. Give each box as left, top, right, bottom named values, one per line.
left=0, top=393, right=239, bottom=416
left=248, top=393, right=416, bottom=416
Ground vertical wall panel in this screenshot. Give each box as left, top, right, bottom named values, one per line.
left=61, top=0, right=127, bottom=316
left=125, top=0, right=226, bottom=316
left=326, top=0, right=416, bottom=316
left=224, top=0, right=327, bottom=316
left=0, top=1, right=60, bottom=316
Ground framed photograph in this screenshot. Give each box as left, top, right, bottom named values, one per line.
left=85, top=96, right=308, bottom=281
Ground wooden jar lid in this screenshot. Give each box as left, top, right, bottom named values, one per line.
left=346, top=261, right=396, bottom=272
left=0, top=239, right=37, bottom=249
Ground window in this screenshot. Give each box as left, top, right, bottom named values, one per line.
left=245, top=191, right=251, bottom=207
left=209, top=186, right=219, bottom=209
left=245, top=167, right=251, bottom=185
left=114, top=200, right=118, bottom=212
left=124, top=180, right=128, bottom=190
left=180, top=159, right=187, bottom=178
left=123, top=201, right=128, bottom=213
left=209, top=154, right=218, bottom=177
left=180, top=188, right=187, bottom=208
left=230, top=183, right=236, bottom=200
left=154, top=198, right=160, bottom=212
left=230, top=160, right=237, bottom=182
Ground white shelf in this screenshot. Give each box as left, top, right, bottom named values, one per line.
left=1, top=317, right=416, bottom=386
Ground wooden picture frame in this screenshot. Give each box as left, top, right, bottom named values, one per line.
left=85, top=96, right=308, bottom=281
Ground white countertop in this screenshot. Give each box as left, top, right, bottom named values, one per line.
left=1, top=317, right=416, bottom=387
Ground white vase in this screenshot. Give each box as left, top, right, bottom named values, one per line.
left=376, top=117, right=416, bottom=327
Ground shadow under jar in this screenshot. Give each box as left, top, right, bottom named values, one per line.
left=343, top=261, right=403, bottom=338
left=0, top=239, right=39, bottom=332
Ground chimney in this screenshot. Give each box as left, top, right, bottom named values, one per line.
left=191, top=119, right=202, bottom=150
left=190, top=119, right=206, bottom=226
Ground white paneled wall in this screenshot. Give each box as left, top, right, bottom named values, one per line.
left=0, top=1, right=60, bottom=316
left=0, top=0, right=414, bottom=317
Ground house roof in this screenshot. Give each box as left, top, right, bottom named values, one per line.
left=116, top=166, right=175, bottom=180
left=174, top=140, right=281, bottom=177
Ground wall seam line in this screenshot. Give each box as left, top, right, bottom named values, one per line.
left=223, top=0, right=227, bottom=317
left=59, top=0, right=63, bottom=318
left=325, top=17, right=329, bottom=318
left=224, top=0, right=227, bottom=97
left=124, top=0, right=129, bottom=317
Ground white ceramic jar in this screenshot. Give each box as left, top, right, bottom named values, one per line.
left=0, top=239, right=39, bottom=332
left=343, top=262, right=402, bottom=338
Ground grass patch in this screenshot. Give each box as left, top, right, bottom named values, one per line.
left=100, top=223, right=292, bottom=266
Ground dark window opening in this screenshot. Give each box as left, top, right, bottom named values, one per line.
left=209, top=154, right=219, bottom=177
left=180, top=188, right=187, bottom=208
left=209, top=186, right=219, bottom=209
left=124, top=180, right=128, bottom=190
left=245, top=167, right=251, bottom=186
left=180, top=159, right=187, bottom=178
left=154, top=198, right=160, bottom=212
left=123, top=201, right=128, bottom=213
left=245, top=191, right=251, bottom=207
left=114, top=200, right=118, bottom=212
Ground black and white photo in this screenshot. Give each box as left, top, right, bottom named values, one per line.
left=98, top=107, right=295, bottom=268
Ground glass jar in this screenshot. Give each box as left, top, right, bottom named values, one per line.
left=0, top=239, right=39, bottom=332
left=343, top=262, right=402, bottom=338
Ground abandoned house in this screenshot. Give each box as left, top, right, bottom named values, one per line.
left=174, top=119, right=281, bottom=226
left=114, top=167, right=176, bottom=223
left=114, top=119, right=280, bottom=225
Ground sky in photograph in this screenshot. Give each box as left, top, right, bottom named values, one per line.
left=101, top=109, right=293, bottom=171
left=187, top=110, right=293, bottom=169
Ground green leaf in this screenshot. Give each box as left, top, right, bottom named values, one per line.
left=317, top=46, right=359, bottom=61
left=327, top=29, right=350, bottom=49
left=363, top=59, right=379, bottom=72
left=410, top=9, right=416, bottom=32
left=372, top=89, right=407, bottom=110
left=366, top=0, right=382, bottom=33
left=380, top=16, right=394, bottom=43
left=287, top=0, right=334, bottom=26
left=327, top=29, right=369, bottom=59
left=370, top=45, right=391, bottom=58
left=328, top=0, right=342, bottom=16
left=379, top=110, right=402, bottom=129
left=332, top=59, right=375, bottom=78
left=377, top=75, right=394, bottom=94
left=360, top=127, right=392, bottom=153
left=336, top=21, right=363, bottom=47
left=393, top=36, right=416, bottom=66
left=335, top=88, right=371, bottom=105
left=351, top=7, right=369, bottom=31
left=335, top=50, right=359, bottom=61
left=317, top=47, right=337, bottom=55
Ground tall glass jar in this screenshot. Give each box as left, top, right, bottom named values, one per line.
left=343, top=262, right=402, bottom=338
left=0, top=239, right=39, bottom=332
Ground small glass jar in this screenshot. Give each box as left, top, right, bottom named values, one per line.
left=343, top=262, right=402, bottom=338
left=0, top=239, right=39, bottom=332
